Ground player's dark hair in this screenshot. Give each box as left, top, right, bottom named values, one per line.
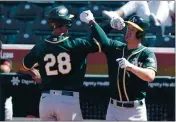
left=136, top=31, right=146, bottom=40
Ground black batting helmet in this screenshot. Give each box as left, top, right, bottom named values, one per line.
left=125, top=15, right=150, bottom=39
left=46, top=5, right=74, bottom=29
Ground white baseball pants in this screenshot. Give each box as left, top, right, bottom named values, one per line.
left=106, top=98, right=147, bottom=121
left=5, top=96, right=13, bottom=121
left=39, top=90, right=83, bottom=121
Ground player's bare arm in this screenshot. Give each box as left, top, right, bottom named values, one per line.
left=126, top=64, right=156, bottom=82
left=19, top=45, right=42, bottom=83
left=19, top=67, right=41, bottom=83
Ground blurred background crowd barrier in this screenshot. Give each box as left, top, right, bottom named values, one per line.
left=0, top=1, right=175, bottom=47
left=2, top=45, right=175, bottom=76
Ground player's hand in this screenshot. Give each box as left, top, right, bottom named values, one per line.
left=80, top=10, right=95, bottom=24
left=29, top=69, right=41, bottom=84
left=116, top=58, right=133, bottom=69
left=110, top=16, right=125, bottom=30
left=102, top=10, right=117, bottom=19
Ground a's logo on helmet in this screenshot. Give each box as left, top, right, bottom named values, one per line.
left=131, top=17, right=137, bottom=23
left=56, top=8, right=67, bottom=16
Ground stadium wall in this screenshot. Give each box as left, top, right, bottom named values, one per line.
left=2, top=44, right=175, bottom=76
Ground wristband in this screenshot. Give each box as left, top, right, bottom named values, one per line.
left=89, top=20, right=95, bottom=26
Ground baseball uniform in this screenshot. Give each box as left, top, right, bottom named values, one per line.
left=90, top=20, right=157, bottom=120
left=22, top=35, right=100, bottom=120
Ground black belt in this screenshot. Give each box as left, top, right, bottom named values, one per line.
left=110, top=99, right=143, bottom=108
left=42, top=90, right=73, bottom=96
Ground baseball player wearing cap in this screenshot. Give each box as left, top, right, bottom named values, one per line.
left=0, top=41, right=13, bottom=121
left=19, top=6, right=100, bottom=121
left=80, top=10, right=157, bottom=120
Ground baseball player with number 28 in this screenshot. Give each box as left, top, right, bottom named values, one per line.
left=19, top=6, right=101, bottom=121
left=80, top=10, right=157, bottom=121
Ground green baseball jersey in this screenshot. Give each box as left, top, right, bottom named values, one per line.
left=22, top=35, right=99, bottom=92
left=91, top=22, right=157, bottom=101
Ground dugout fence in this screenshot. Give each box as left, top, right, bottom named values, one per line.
left=0, top=73, right=175, bottom=121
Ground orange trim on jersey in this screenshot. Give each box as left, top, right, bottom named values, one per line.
left=45, top=37, right=69, bottom=44
left=19, top=65, right=29, bottom=72
left=116, top=47, right=126, bottom=101
left=22, top=58, right=37, bottom=70
left=93, top=38, right=101, bottom=52
left=22, top=60, right=32, bottom=70
left=123, top=47, right=147, bottom=101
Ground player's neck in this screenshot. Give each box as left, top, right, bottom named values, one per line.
left=127, top=42, right=141, bottom=50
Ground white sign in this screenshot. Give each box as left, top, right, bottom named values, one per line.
left=3, top=52, right=14, bottom=59
left=11, top=76, right=36, bottom=86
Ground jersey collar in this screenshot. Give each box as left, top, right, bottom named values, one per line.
left=45, top=35, right=69, bottom=44
left=127, top=45, right=145, bottom=55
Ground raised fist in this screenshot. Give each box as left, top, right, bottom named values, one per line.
left=80, top=10, right=95, bottom=24
left=116, top=58, right=133, bottom=69
left=110, top=16, right=125, bottom=30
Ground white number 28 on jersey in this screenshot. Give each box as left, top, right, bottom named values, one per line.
left=44, top=52, right=71, bottom=76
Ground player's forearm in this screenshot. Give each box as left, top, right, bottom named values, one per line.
left=101, top=21, right=113, bottom=34
left=114, top=9, right=124, bottom=18
left=90, top=20, right=111, bottom=47
left=18, top=66, right=41, bottom=83
left=127, top=65, right=156, bottom=82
